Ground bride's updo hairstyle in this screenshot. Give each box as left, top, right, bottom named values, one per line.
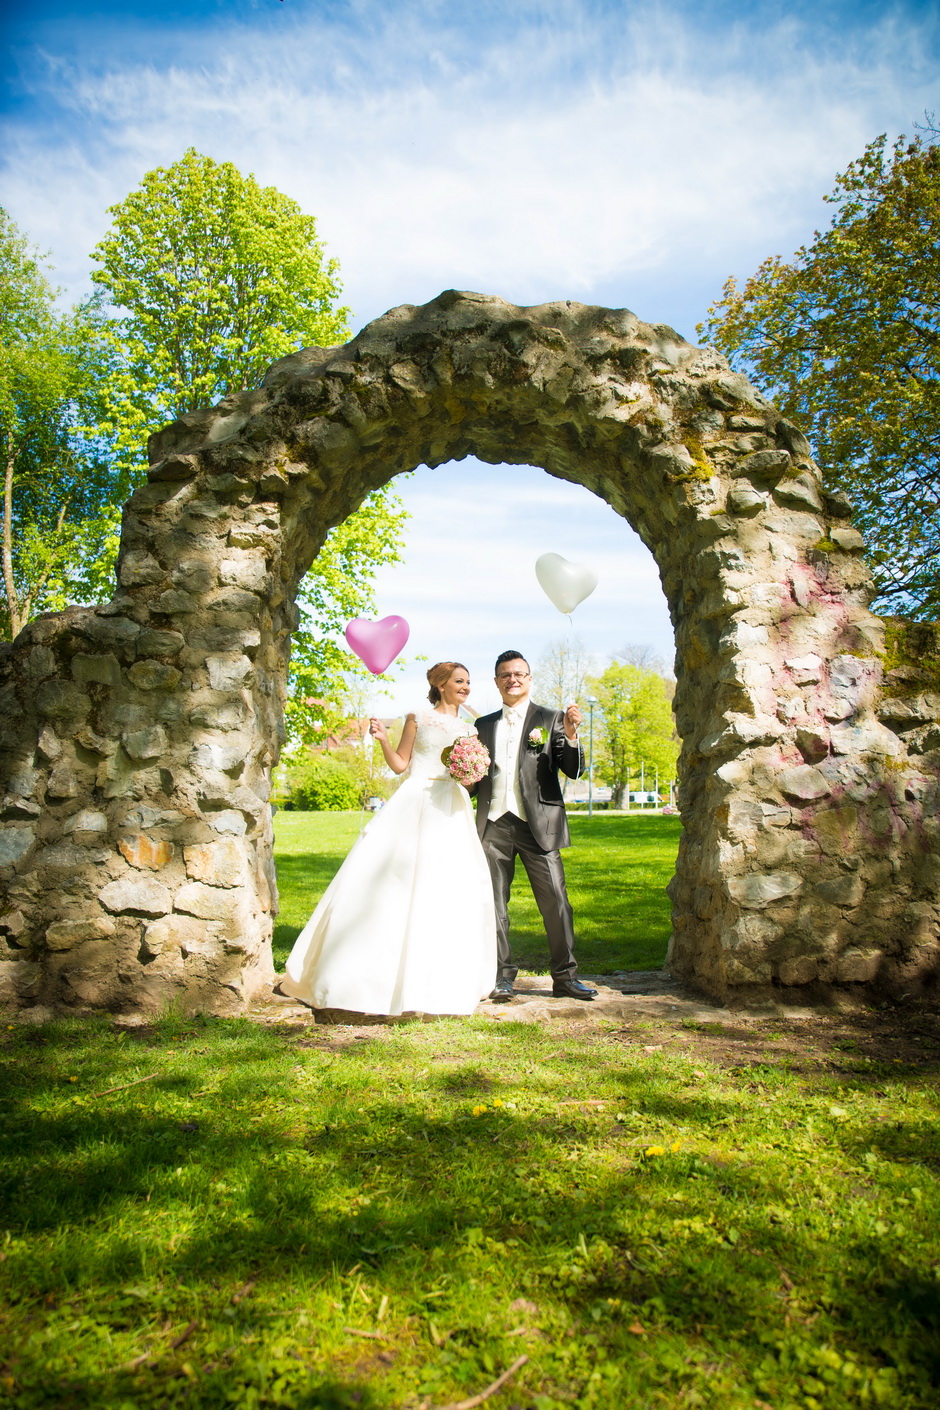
left=427, top=661, right=469, bottom=704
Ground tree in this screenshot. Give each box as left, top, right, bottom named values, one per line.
left=0, top=210, right=118, bottom=640
left=586, top=659, right=678, bottom=808
left=532, top=634, right=596, bottom=709
left=699, top=133, right=940, bottom=618
left=91, top=150, right=408, bottom=734
left=91, top=147, right=352, bottom=457
left=285, top=486, right=408, bottom=745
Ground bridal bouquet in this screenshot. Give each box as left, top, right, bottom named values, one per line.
left=442, top=735, right=491, bottom=786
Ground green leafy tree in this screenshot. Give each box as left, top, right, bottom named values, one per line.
left=0, top=210, right=118, bottom=640
left=285, top=487, right=408, bottom=745
left=91, top=147, right=352, bottom=455
left=91, top=149, right=407, bottom=732
left=586, top=659, right=678, bottom=808
left=699, top=133, right=940, bottom=617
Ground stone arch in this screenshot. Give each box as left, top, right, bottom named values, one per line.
left=2, top=290, right=939, bottom=1017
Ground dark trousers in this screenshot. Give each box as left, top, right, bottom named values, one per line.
left=481, top=812, right=578, bottom=984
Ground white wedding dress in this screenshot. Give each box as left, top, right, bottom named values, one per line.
left=280, top=710, right=497, bottom=1015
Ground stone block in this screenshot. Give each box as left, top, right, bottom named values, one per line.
left=137, top=629, right=185, bottom=657
left=174, top=881, right=245, bottom=922
left=36, top=680, right=91, bottom=722
left=128, top=661, right=182, bottom=691
left=47, top=760, right=82, bottom=798
left=188, top=702, right=248, bottom=730
left=183, top=839, right=246, bottom=888
left=64, top=810, right=109, bottom=834
left=734, top=449, right=791, bottom=483
left=778, top=764, right=832, bottom=802
left=82, top=615, right=141, bottom=650
left=777, top=954, right=818, bottom=985
left=152, top=589, right=198, bottom=615
left=119, top=551, right=164, bottom=586
left=812, top=805, right=859, bottom=855
left=99, top=874, right=172, bottom=916
left=823, top=698, right=854, bottom=722
left=773, top=471, right=824, bottom=513
left=830, top=721, right=902, bottom=757
left=10, top=961, right=42, bottom=998
left=45, top=917, right=115, bottom=950
left=207, top=655, right=254, bottom=691
left=36, top=726, right=62, bottom=761
left=1, top=795, right=40, bottom=819
left=75, top=726, right=116, bottom=756
left=815, top=873, right=866, bottom=908
left=191, top=741, right=246, bottom=775
left=207, top=588, right=261, bottom=614
left=172, top=559, right=217, bottom=593
left=727, top=483, right=765, bottom=515
left=122, top=726, right=168, bottom=761
left=835, top=948, right=882, bottom=983
left=117, top=835, right=174, bottom=870
left=142, top=913, right=210, bottom=958
left=0, top=827, right=36, bottom=868
left=830, top=526, right=865, bottom=552
left=796, top=726, right=829, bottom=761
left=206, top=809, right=248, bottom=836
left=785, top=654, right=823, bottom=685
left=219, top=556, right=268, bottom=592
left=72, top=653, right=123, bottom=687
left=727, top=871, right=803, bottom=908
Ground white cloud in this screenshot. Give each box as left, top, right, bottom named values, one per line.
left=1, top=1, right=932, bottom=713
left=2, top=0, right=935, bottom=333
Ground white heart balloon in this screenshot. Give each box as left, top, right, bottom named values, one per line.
left=535, top=552, right=598, bottom=615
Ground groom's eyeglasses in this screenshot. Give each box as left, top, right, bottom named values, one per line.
left=497, top=670, right=530, bottom=681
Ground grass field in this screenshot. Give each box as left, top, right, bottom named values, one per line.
left=272, top=810, right=681, bottom=974
left=2, top=813, right=939, bottom=1407
left=1, top=1006, right=939, bottom=1408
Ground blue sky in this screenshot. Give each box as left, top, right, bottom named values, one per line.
left=2, top=0, right=938, bottom=715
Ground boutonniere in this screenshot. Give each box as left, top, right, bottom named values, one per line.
left=526, top=727, right=547, bottom=751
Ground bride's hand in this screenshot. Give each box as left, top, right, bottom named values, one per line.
left=369, top=717, right=388, bottom=744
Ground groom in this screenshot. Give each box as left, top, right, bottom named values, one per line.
left=473, top=650, right=597, bottom=1002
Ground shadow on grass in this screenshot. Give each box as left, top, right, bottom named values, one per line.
left=4, top=1015, right=937, bottom=1406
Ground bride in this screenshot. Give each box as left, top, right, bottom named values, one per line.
left=279, top=661, right=497, bottom=1016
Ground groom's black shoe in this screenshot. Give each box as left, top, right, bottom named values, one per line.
left=552, top=979, right=597, bottom=1000
left=490, top=979, right=514, bottom=1002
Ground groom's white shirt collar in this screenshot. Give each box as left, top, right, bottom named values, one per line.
left=501, top=701, right=528, bottom=721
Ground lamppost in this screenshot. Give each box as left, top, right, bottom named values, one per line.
left=587, top=696, right=598, bottom=816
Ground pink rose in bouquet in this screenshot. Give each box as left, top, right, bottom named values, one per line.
left=442, top=735, right=491, bottom=786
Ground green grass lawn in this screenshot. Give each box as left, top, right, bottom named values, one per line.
left=1, top=1009, right=939, bottom=1407
left=272, top=811, right=681, bottom=973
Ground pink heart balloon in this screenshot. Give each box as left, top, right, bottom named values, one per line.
left=345, top=615, right=410, bottom=674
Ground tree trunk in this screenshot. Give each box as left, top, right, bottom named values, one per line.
left=2, top=436, right=22, bottom=640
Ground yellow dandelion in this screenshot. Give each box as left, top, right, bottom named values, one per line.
left=472, top=1104, right=488, bottom=1116
left=492, top=1098, right=504, bottom=1108
left=670, top=1141, right=682, bottom=1152
left=645, top=1145, right=665, bottom=1157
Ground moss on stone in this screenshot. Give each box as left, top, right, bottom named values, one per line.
left=880, top=616, right=940, bottom=691
left=681, top=434, right=714, bottom=481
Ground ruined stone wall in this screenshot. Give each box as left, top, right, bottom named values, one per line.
left=0, top=290, right=938, bottom=1017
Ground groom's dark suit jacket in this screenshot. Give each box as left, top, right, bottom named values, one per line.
left=473, top=701, right=585, bottom=853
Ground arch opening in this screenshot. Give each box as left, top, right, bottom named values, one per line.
left=1, top=290, right=938, bottom=1017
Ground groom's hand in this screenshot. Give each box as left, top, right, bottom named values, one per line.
left=564, top=702, right=582, bottom=739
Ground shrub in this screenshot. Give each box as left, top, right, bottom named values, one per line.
left=278, top=753, right=360, bottom=811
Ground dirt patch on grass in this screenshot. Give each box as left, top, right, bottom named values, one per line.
left=251, top=972, right=940, bottom=1079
